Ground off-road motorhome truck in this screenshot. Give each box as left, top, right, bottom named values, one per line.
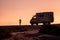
left=30, top=12, right=54, bottom=25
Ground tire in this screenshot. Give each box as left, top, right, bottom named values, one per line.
left=43, top=22, right=50, bottom=25
left=36, top=23, right=38, bottom=25
left=31, top=23, right=33, bottom=25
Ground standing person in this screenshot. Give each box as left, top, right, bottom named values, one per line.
left=19, top=19, right=21, bottom=25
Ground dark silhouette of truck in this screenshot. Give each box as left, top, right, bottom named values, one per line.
left=30, top=12, right=54, bottom=25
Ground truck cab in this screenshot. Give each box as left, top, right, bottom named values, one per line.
left=30, top=12, right=54, bottom=25
left=30, top=15, right=38, bottom=25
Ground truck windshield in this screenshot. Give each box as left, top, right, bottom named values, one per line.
left=33, top=15, right=36, bottom=18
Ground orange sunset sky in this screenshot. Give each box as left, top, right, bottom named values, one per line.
left=0, top=0, right=60, bottom=25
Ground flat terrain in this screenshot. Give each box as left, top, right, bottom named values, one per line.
left=0, top=24, right=60, bottom=40
left=0, top=24, right=60, bottom=32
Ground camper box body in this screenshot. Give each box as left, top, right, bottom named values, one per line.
left=30, top=12, right=54, bottom=25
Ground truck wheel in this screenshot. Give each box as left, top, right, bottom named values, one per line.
left=31, top=23, right=33, bottom=25
left=43, top=22, right=50, bottom=25
left=47, top=22, right=50, bottom=25
left=43, top=23, right=46, bottom=25
left=36, top=23, right=38, bottom=25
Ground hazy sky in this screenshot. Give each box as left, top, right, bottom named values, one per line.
left=0, top=0, right=60, bottom=25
